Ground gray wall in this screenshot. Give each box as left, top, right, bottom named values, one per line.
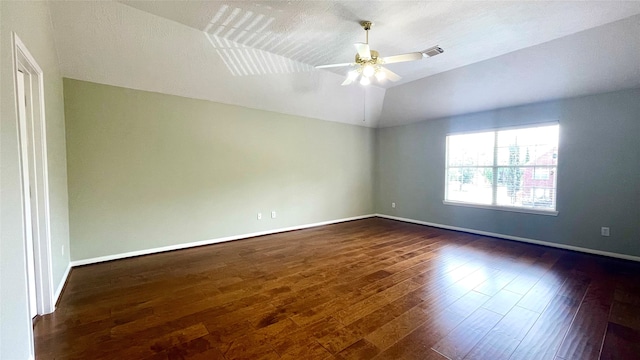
left=0, top=1, right=71, bottom=358
left=376, top=88, right=640, bottom=257
left=64, top=79, right=375, bottom=261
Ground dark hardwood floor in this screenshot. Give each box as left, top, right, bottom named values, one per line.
left=35, top=218, right=640, bottom=359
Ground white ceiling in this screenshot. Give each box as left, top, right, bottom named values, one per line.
left=48, top=1, right=640, bottom=127
left=381, top=14, right=640, bottom=126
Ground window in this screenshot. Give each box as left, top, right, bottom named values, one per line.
left=533, top=167, right=550, bottom=180
left=444, top=123, right=559, bottom=215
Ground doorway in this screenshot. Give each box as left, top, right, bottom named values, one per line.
left=12, top=33, right=56, bottom=324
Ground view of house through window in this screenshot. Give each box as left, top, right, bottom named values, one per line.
left=445, top=123, right=559, bottom=212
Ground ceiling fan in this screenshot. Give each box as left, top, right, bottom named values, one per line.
left=316, top=21, right=444, bottom=86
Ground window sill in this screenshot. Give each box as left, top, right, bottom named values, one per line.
left=443, top=200, right=558, bottom=216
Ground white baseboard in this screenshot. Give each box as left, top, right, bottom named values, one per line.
left=70, top=214, right=376, bottom=267
left=376, top=213, right=640, bottom=263
left=53, top=262, right=72, bottom=306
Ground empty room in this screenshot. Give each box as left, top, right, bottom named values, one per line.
left=1, top=1, right=640, bottom=359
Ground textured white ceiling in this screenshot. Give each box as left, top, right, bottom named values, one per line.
left=49, top=1, right=386, bottom=127
left=120, top=1, right=640, bottom=87
left=48, top=1, right=640, bottom=127
left=380, top=14, right=640, bottom=126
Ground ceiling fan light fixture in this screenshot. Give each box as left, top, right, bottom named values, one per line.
left=362, top=65, right=375, bottom=78
left=359, top=76, right=371, bottom=86
left=375, top=70, right=386, bottom=82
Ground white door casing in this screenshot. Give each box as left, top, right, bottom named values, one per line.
left=16, top=68, right=39, bottom=319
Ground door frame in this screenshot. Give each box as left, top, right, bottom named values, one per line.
left=12, top=32, right=56, bottom=321
left=16, top=66, right=39, bottom=320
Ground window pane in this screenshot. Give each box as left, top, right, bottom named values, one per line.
left=529, top=145, right=558, bottom=166
left=522, top=166, right=557, bottom=209
left=497, top=125, right=558, bottom=166
left=533, top=167, right=550, bottom=180
left=522, top=186, right=557, bottom=210
left=447, top=132, right=494, bottom=166
left=496, top=167, right=524, bottom=206
left=496, top=166, right=557, bottom=209
left=446, top=167, right=493, bottom=205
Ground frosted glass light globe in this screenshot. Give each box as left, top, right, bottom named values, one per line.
left=362, top=65, right=375, bottom=77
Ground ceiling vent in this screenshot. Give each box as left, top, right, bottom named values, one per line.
left=422, top=46, right=444, bottom=58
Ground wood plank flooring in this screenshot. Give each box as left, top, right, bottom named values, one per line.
left=34, top=218, right=640, bottom=359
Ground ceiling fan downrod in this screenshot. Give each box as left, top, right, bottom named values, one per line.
left=361, top=21, right=372, bottom=44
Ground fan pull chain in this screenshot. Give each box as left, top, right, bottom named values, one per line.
left=363, top=87, right=366, bottom=122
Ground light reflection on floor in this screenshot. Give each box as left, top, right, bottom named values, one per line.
left=408, top=239, right=563, bottom=317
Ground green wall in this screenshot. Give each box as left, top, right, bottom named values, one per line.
left=65, top=80, right=640, bottom=262
left=64, top=79, right=375, bottom=261
left=376, top=88, right=640, bottom=257
left=1, top=2, right=70, bottom=358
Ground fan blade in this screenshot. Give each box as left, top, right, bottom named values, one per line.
left=382, top=52, right=423, bottom=64
left=354, top=43, right=371, bottom=60
left=342, top=70, right=360, bottom=86
left=315, top=63, right=353, bottom=69
left=380, top=67, right=401, bottom=82
left=341, top=76, right=356, bottom=86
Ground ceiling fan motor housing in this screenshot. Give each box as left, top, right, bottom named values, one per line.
left=355, top=50, right=380, bottom=65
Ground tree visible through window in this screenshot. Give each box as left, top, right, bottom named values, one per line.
left=445, top=124, right=559, bottom=212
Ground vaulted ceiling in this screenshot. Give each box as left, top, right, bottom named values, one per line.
left=48, top=1, right=640, bottom=127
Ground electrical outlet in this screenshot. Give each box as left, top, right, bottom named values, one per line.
left=271, top=211, right=277, bottom=219
left=601, top=227, right=610, bottom=237
left=392, top=202, right=396, bottom=208
left=257, top=212, right=262, bottom=220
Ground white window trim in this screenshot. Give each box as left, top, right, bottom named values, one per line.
left=445, top=121, right=560, bottom=136
left=444, top=122, right=559, bottom=215
left=443, top=200, right=559, bottom=216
